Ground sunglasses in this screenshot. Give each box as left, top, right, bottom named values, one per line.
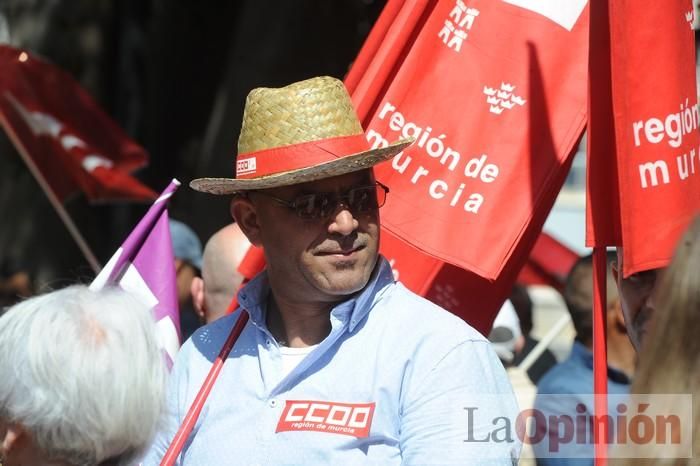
left=251, top=181, right=389, bottom=220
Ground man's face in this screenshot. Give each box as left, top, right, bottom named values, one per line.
left=613, top=252, right=664, bottom=352
left=234, top=170, right=380, bottom=306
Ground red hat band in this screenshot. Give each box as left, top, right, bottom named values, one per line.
left=234, top=133, right=372, bottom=180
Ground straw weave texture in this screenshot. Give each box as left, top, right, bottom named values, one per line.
left=190, top=76, right=414, bottom=194
left=238, top=76, right=363, bottom=154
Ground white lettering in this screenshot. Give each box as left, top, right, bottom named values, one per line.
left=348, top=406, right=371, bottom=428
left=429, top=180, right=448, bottom=199
left=639, top=161, right=670, bottom=188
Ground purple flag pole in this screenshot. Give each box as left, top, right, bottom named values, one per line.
left=91, top=178, right=182, bottom=366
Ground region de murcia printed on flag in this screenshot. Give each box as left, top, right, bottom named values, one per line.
left=586, top=0, right=700, bottom=276
left=364, top=0, right=589, bottom=280
left=275, top=400, right=376, bottom=438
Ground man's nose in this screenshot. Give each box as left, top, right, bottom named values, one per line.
left=327, top=203, right=359, bottom=236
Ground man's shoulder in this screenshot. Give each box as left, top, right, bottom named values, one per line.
left=536, top=356, right=591, bottom=395
left=178, top=311, right=246, bottom=365
left=378, top=281, right=488, bottom=344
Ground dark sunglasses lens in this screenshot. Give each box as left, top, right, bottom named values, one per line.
left=348, top=186, right=380, bottom=212
left=293, top=184, right=386, bottom=219
left=294, top=194, right=320, bottom=219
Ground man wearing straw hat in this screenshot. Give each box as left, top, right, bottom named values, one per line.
left=145, top=76, right=519, bottom=465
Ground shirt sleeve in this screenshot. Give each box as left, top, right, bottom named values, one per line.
left=399, top=339, right=521, bottom=465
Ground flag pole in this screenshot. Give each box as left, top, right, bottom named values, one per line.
left=0, top=113, right=101, bottom=273
left=592, top=247, right=609, bottom=465
left=159, top=310, right=249, bottom=466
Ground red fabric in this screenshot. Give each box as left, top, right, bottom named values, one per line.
left=0, top=45, right=156, bottom=203
left=354, top=0, right=589, bottom=281
left=517, top=232, right=580, bottom=292
left=237, top=246, right=266, bottom=281
left=586, top=0, right=700, bottom=277
left=345, top=0, right=409, bottom=96
left=235, top=1, right=590, bottom=334
left=347, top=0, right=438, bottom=124
left=347, top=0, right=589, bottom=332
left=235, top=134, right=371, bottom=179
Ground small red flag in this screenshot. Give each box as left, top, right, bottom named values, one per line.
left=0, top=45, right=156, bottom=203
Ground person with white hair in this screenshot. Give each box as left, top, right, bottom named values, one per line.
left=0, top=285, right=166, bottom=466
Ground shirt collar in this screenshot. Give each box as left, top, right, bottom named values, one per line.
left=236, top=255, right=395, bottom=332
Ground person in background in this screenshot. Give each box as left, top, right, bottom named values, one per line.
left=190, top=223, right=251, bottom=324
left=0, top=259, right=32, bottom=309
left=534, top=252, right=636, bottom=465
left=488, top=299, right=524, bottom=367
left=613, top=215, right=700, bottom=464
left=612, top=247, right=666, bottom=353
left=0, top=285, right=166, bottom=466
left=169, top=218, right=204, bottom=340
left=510, top=284, right=558, bottom=384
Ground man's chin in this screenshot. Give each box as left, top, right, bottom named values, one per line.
left=307, top=252, right=378, bottom=297
left=314, top=269, right=372, bottom=297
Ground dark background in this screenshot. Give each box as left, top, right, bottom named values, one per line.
left=0, top=0, right=386, bottom=289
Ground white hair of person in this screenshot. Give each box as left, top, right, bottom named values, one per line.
left=0, top=285, right=166, bottom=465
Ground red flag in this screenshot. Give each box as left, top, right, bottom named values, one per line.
left=0, top=45, right=156, bottom=203
left=352, top=0, right=589, bottom=281
left=586, top=3, right=700, bottom=458
left=586, top=0, right=700, bottom=276
left=516, top=232, right=580, bottom=292
left=345, top=0, right=588, bottom=331
left=236, top=1, right=589, bottom=333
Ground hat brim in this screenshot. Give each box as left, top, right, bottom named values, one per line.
left=190, top=138, right=413, bottom=194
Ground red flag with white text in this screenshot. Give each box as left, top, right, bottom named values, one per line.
left=342, top=0, right=587, bottom=331
left=0, top=45, right=156, bottom=203
left=586, top=0, right=700, bottom=277
left=351, top=0, right=589, bottom=281
left=234, top=0, right=590, bottom=334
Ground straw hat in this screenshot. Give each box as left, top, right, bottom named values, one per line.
left=190, top=76, right=412, bottom=194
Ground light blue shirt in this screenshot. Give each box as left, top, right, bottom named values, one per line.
left=534, top=341, right=631, bottom=465
left=145, top=257, right=520, bottom=465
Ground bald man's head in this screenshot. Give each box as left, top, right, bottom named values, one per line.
left=191, top=223, right=251, bottom=323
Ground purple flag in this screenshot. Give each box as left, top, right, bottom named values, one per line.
left=90, top=179, right=181, bottom=366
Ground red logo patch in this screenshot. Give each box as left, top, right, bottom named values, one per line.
left=275, top=400, right=375, bottom=438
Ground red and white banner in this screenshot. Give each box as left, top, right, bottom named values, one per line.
left=275, top=400, right=376, bottom=438
left=586, top=0, right=700, bottom=277
left=0, top=45, right=156, bottom=203
left=350, top=0, right=589, bottom=281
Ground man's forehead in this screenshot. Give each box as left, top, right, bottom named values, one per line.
left=616, top=248, right=667, bottom=279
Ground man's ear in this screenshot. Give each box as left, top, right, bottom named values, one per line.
left=613, top=300, right=627, bottom=332
left=607, top=299, right=627, bottom=333
left=190, top=276, right=205, bottom=321
left=230, top=196, right=262, bottom=247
